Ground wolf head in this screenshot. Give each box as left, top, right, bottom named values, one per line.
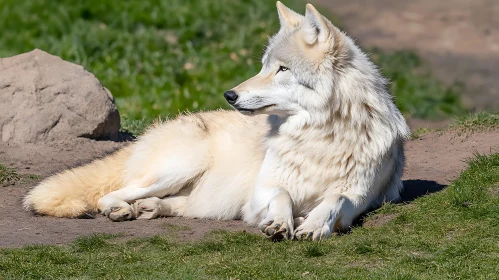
left=224, top=2, right=353, bottom=119
left=224, top=2, right=409, bottom=139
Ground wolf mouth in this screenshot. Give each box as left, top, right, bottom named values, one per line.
left=236, top=104, right=275, bottom=113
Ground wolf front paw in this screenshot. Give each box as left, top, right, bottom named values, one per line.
left=294, top=219, right=333, bottom=241
left=259, top=218, right=293, bottom=241
left=102, top=204, right=136, bottom=222
left=132, top=197, right=162, bottom=220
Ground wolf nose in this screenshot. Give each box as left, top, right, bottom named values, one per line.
left=224, top=90, right=239, bottom=104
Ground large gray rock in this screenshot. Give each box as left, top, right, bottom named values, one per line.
left=0, top=49, right=120, bottom=144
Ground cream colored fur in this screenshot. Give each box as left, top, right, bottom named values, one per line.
left=23, top=2, right=409, bottom=241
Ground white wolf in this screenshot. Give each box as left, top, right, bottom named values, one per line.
left=23, top=2, right=409, bottom=240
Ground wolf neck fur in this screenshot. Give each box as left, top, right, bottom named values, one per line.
left=265, top=43, right=407, bottom=171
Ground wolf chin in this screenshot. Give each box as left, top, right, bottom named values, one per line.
left=23, top=2, right=409, bottom=241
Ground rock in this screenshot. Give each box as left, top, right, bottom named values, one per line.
left=0, top=49, right=120, bottom=144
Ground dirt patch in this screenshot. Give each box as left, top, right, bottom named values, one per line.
left=0, top=139, right=124, bottom=177
left=312, top=0, right=499, bottom=110
left=404, top=130, right=499, bottom=186
left=363, top=213, right=399, bottom=229
left=1, top=129, right=498, bottom=248
left=0, top=185, right=258, bottom=248
left=0, top=138, right=260, bottom=248
left=489, top=184, right=499, bottom=197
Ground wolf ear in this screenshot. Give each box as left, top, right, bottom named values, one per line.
left=302, top=4, right=330, bottom=44
left=276, top=1, right=303, bottom=29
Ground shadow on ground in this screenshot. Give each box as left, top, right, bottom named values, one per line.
left=352, top=180, right=446, bottom=230
left=400, top=179, right=446, bottom=203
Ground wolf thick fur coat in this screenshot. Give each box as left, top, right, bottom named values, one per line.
left=24, top=2, right=410, bottom=240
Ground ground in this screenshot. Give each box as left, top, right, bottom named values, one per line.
left=0, top=124, right=497, bottom=248
left=312, top=0, right=499, bottom=110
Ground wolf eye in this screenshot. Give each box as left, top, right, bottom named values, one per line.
left=277, top=66, right=289, bottom=73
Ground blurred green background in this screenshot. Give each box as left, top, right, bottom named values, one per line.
left=0, top=0, right=463, bottom=123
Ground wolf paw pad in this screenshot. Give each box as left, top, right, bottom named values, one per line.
left=103, top=205, right=136, bottom=222
left=259, top=220, right=292, bottom=241
left=133, top=197, right=162, bottom=220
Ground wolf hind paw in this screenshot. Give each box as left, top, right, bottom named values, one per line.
left=132, top=197, right=163, bottom=220
left=103, top=204, right=136, bottom=222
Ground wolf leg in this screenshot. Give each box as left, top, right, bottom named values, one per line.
left=98, top=162, right=204, bottom=222
left=294, top=193, right=367, bottom=240
left=377, top=144, right=405, bottom=205
left=378, top=177, right=403, bottom=205
left=131, top=196, right=188, bottom=220
left=245, top=187, right=294, bottom=241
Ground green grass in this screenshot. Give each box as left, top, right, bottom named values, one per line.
left=410, top=127, right=436, bottom=139
left=408, top=112, right=499, bottom=139
left=0, top=164, right=21, bottom=186
left=1, top=152, right=498, bottom=279
left=0, top=0, right=463, bottom=121
left=120, top=116, right=156, bottom=136
left=452, top=112, right=499, bottom=132
left=0, top=164, right=40, bottom=186
left=370, top=49, right=463, bottom=119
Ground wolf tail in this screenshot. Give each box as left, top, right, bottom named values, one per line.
left=23, top=145, right=134, bottom=218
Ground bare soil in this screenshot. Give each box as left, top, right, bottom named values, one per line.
left=313, top=0, right=499, bottom=110
left=363, top=213, right=399, bottom=229
left=0, top=138, right=260, bottom=248
left=1, top=128, right=498, bottom=248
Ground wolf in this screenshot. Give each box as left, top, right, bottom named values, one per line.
left=23, top=2, right=409, bottom=240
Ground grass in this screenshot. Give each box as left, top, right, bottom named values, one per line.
left=120, top=116, right=156, bottom=136
left=410, top=127, right=436, bottom=139
left=0, top=164, right=40, bottom=187
left=0, top=0, right=463, bottom=121
left=1, top=152, right=498, bottom=279
left=452, top=112, right=499, bottom=132
left=370, top=49, right=463, bottom=119
left=0, top=164, right=21, bottom=186
left=407, top=112, right=499, bottom=139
